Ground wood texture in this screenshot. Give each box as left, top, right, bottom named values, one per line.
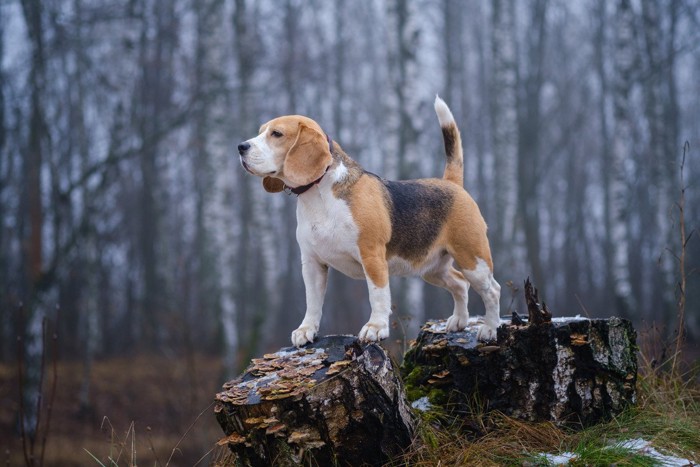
left=402, top=316, right=637, bottom=427
left=215, top=335, right=414, bottom=466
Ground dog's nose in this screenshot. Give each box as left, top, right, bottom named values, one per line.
left=238, top=142, right=251, bottom=155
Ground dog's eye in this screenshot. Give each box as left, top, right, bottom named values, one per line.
left=271, top=130, right=283, bottom=138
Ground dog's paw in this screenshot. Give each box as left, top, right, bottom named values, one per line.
left=291, top=325, right=317, bottom=347
left=445, top=314, right=470, bottom=332
left=476, top=324, right=497, bottom=342
left=358, top=321, right=389, bottom=342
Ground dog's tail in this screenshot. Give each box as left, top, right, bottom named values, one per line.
left=434, top=95, right=463, bottom=187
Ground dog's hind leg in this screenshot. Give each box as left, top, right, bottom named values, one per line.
left=461, top=258, right=501, bottom=341
left=422, top=259, right=471, bottom=332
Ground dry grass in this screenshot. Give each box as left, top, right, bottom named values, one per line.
left=0, top=353, right=226, bottom=466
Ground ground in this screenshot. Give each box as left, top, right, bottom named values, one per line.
left=0, top=353, right=228, bottom=466
left=0, top=339, right=698, bottom=466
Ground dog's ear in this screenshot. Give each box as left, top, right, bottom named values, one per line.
left=284, top=123, right=332, bottom=187
left=262, top=176, right=285, bottom=193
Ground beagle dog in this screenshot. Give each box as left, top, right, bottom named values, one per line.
left=238, top=97, right=501, bottom=347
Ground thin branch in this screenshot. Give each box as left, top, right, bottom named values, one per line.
left=671, top=141, right=690, bottom=376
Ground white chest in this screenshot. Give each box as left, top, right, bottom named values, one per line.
left=296, top=186, right=365, bottom=279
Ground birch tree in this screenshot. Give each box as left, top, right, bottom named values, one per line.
left=386, top=0, right=425, bottom=336
left=610, top=0, right=637, bottom=316
left=516, top=0, right=548, bottom=289
left=18, top=0, right=49, bottom=438
left=490, top=0, right=518, bottom=261
left=640, top=0, right=679, bottom=318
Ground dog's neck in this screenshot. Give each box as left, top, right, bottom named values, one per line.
left=294, top=141, right=363, bottom=199
left=287, top=135, right=335, bottom=196
left=289, top=170, right=328, bottom=196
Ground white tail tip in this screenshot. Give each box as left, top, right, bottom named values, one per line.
left=434, top=95, right=455, bottom=127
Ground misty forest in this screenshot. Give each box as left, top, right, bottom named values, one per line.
left=1, top=0, right=699, bottom=464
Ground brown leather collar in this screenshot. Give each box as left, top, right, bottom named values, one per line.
left=286, top=134, right=334, bottom=196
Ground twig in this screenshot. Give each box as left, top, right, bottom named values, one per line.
left=524, top=278, right=552, bottom=325
left=671, top=141, right=692, bottom=376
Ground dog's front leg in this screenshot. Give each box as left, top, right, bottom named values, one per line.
left=291, top=254, right=328, bottom=347
left=358, top=249, right=391, bottom=342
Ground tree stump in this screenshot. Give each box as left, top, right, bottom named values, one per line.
left=402, top=316, right=637, bottom=427
left=214, top=335, right=414, bottom=466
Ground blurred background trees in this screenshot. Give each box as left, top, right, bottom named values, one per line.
left=1, top=0, right=698, bottom=377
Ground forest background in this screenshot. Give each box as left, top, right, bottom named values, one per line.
left=0, top=0, right=699, bottom=464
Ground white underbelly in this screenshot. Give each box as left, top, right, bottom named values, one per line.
left=323, top=253, right=366, bottom=279
left=389, top=249, right=447, bottom=277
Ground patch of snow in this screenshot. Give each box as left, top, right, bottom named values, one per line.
left=537, top=438, right=696, bottom=466
left=550, top=315, right=587, bottom=322
left=274, top=347, right=327, bottom=360
left=539, top=452, right=576, bottom=466
left=616, top=439, right=696, bottom=467
left=411, top=397, right=432, bottom=412
left=425, top=317, right=509, bottom=333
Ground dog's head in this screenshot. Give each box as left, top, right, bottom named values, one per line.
left=237, top=116, right=333, bottom=193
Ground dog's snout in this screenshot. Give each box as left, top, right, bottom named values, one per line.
left=238, top=141, right=251, bottom=155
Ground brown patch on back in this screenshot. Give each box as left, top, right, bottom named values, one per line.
left=383, top=179, right=454, bottom=262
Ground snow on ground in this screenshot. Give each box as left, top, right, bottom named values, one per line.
left=538, top=438, right=695, bottom=466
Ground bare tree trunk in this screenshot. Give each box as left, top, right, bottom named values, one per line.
left=640, top=0, right=677, bottom=322
left=593, top=0, right=617, bottom=311
left=386, top=0, right=424, bottom=337
left=223, top=0, right=256, bottom=374
left=610, top=0, right=637, bottom=316
left=490, top=0, right=518, bottom=256
left=516, top=0, right=547, bottom=289
left=275, top=0, right=305, bottom=346
left=0, top=5, right=7, bottom=360
left=136, top=0, right=168, bottom=346
left=18, top=0, right=48, bottom=440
